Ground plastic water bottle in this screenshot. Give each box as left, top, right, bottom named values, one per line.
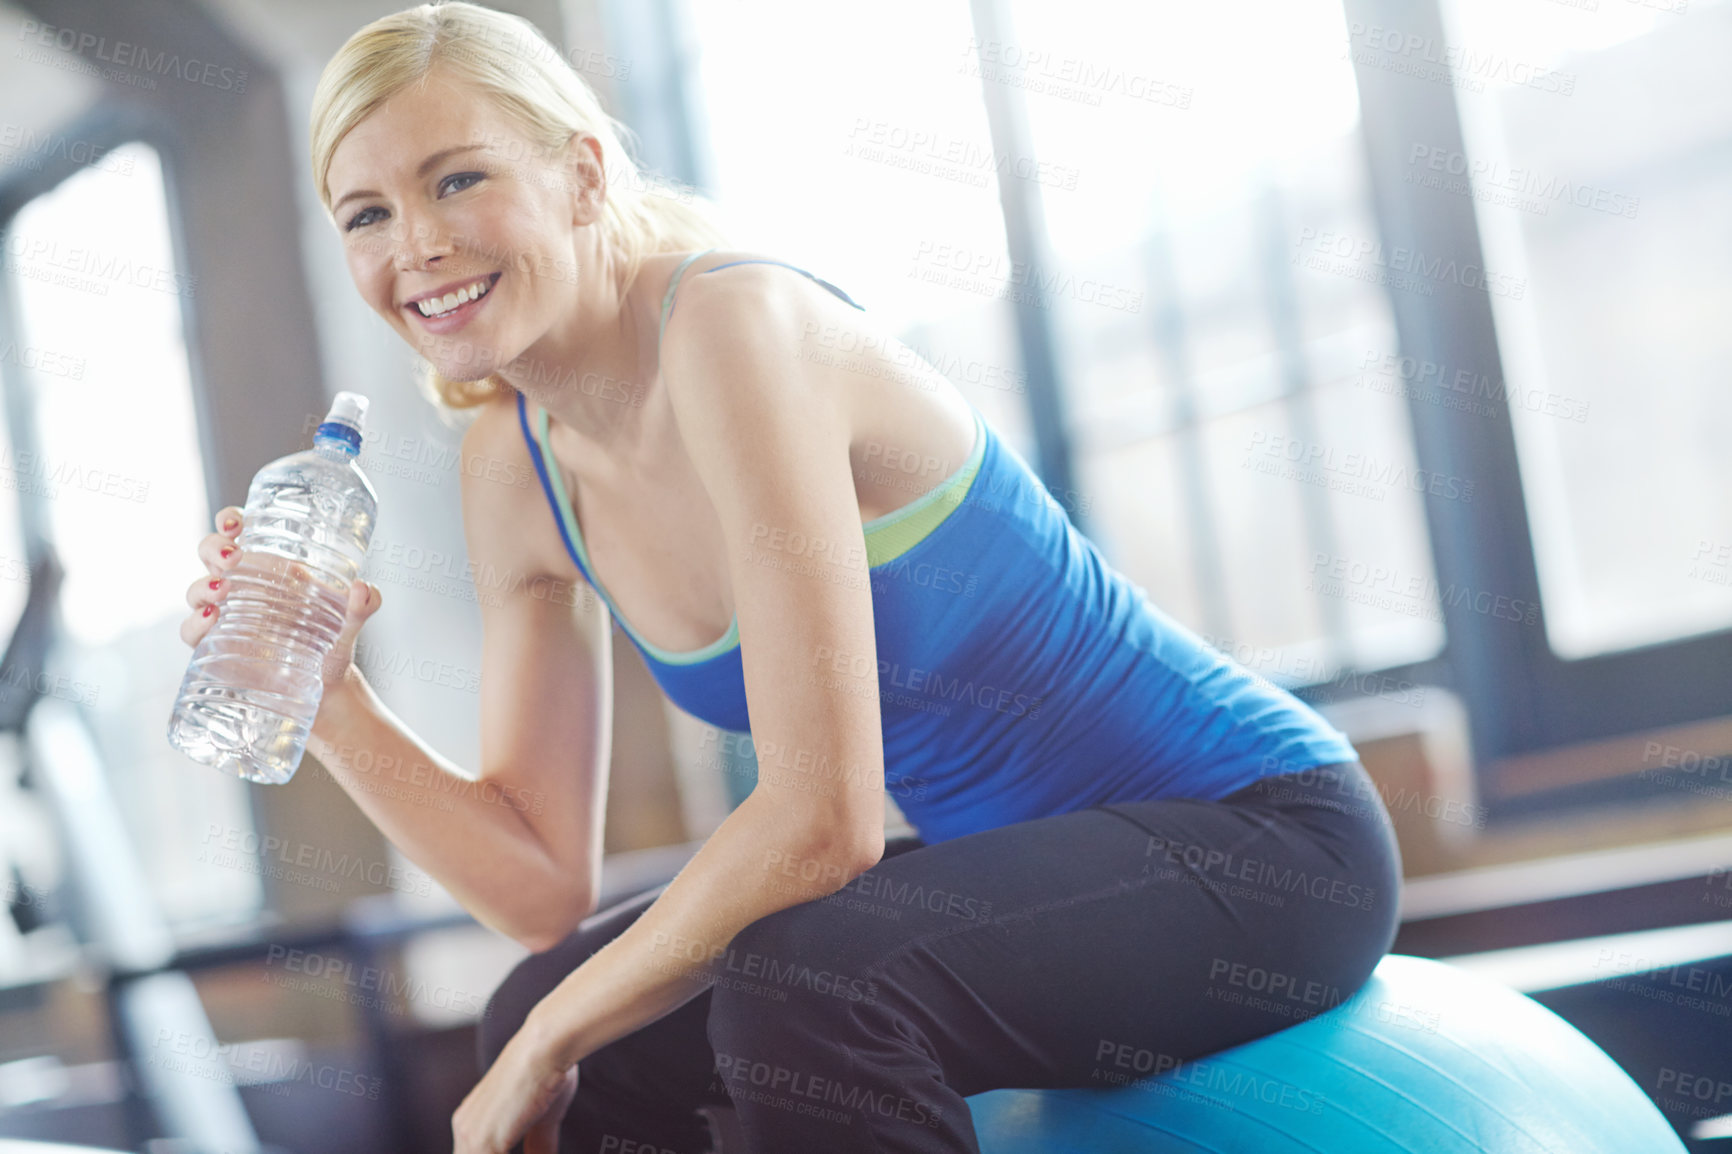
left=167, top=392, right=378, bottom=784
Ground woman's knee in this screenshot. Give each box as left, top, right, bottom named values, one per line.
left=475, top=936, right=583, bottom=1072
left=704, top=897, right=883, bottom=1059
left=1276, top=763, right=1406, bottom=975
left=476, top=885, right=667, bottom=1072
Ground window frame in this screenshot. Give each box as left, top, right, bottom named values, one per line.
left=1326, top=0, right=1732, bottom=810
left=311, top=0, right=1732, bottom=822
left=955, top=0, right=1732, bottom=814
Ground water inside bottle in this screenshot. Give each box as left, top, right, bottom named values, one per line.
left=169, top=468, right=369, bottom=784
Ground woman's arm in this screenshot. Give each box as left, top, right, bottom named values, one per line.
left=510, top=263, right=889, bottom=1067
left=306, top=401, right=614, bottom=951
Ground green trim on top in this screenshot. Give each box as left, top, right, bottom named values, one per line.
left=861, top=408, right=986, bottom=569
left=659, top=248, right=717, bottom=352
left=530, top=244, right=988, bottom=663
left=532, top=403, right=986, bottom=663
left=534, top=403, right=741, bottom=666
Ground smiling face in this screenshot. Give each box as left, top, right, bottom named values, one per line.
left=324, top=67, right=605, bottom=382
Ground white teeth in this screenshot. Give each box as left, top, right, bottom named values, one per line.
left=414, top=276, right=493, bottom=317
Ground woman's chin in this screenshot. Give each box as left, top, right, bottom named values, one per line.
left=424, top=343, right=515, bottom=382
left=434, top=361, right=503, bottom=383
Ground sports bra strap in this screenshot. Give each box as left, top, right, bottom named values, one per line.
left=658, top=247, right=717, bottom=351
left=657, top=249, right=866, bottom=354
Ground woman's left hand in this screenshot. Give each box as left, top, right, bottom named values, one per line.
left=451, top=1013, right=580, bottom=1154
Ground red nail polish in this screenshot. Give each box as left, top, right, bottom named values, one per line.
left=220, top=547, right=235, bottom=559
left=209, top=579, right=221, bottom=590
left=203, top=605, right=214, bottom=616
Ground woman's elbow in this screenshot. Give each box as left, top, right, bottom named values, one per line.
left=814, top=824, right=883, bottom=889
left=506, top=875, right=599, bottom=954
left=850, top=830, right=885, bottom=876
left=801, top=806, right=885, bottom=885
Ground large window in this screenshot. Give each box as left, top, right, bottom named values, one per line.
left=616, top=0, right=1732, bottom=786
left=5, top=141, right=260, bottom=932
left=685, top=0, right=1036, bottom=457
left=1007, top=0, right=1441, bottom=680
left=1441, top=0, right=1732, bottom=660
left=686, top=0, right=1442, bottom=694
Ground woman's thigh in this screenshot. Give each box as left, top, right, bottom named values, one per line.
left=475, top=833, right=934, bottom=1078
left=476, top=882, right=730, bottom=1137
left=477, top=763, right=1400, bottom=1148
left=708, top=760, right=1402, bottom=1104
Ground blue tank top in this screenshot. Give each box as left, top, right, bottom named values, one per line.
left=517, top=249, right=1359, bottom=843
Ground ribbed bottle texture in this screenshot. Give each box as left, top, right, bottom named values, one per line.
left=167, top=392, right=378, bottom=783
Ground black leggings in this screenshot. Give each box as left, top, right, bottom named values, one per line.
left=477, top=760, right=1402, bottom=1153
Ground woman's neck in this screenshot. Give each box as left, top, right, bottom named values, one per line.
left=502, top=236, right=658, bottom=453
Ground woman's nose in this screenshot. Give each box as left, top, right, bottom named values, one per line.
left=389, top=212, right=453, bottom=270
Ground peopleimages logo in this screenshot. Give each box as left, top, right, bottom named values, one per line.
left=1406, top=145, right=1640, bottom=220
left=1340, top=22, right=1576, bottom=97
left=264, top=945, right=490, bottom=1018
left=1091, top=1039, right=1328, bottom=1113
left=1243, top=430, right=1475, bottom=503
left=811, top=644, right=1045, bottom=721
left=16, top=19, right=249, bottom=93
left=3, top=233, right=197, bottom=299
left=1292, top=227, right=1525, bottom=300
left=712, top=1052, right=945, bottom=1129
left=199, top=824, right=433, bottom=897
left=0, top=123, right=135, bottom=175
left=1307, top=552, right=1540, bottom=627
left=1356, top=349, right=1591, bottom=424
left=910, top=240, right=1145, bottom=313
left=646, top=931, right=881, bottom=1005
left=960, top=38, right=1194, bottom=110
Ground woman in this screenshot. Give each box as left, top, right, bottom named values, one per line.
left=184, top=4, right=1401, bottom=1151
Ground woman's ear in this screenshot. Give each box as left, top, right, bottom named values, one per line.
left=564, top=132, right=607, bottom=225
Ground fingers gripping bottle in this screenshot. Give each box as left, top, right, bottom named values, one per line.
left=168, top=392, right=378, bottom=784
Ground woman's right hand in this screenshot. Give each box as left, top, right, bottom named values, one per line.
left=181, top=504, right=384, bottom=692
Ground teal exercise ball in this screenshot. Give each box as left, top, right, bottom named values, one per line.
left=966, top=954, right=1686, bottom=1153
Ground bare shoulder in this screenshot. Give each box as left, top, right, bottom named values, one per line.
left=658, top=252, right=972, bottom=486
left=657, top=251, right=857, bottom=423
left=458, top=393, right=579, bottom=586
left=664, top=250, right=833, bottom=332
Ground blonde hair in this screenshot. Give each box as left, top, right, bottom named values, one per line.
left=308, top=0, right=729, bottom=422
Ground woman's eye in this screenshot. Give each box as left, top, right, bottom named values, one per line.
left=440, top=171, right=484, bottom=196
left=342, top=171, right=484, bottom=230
